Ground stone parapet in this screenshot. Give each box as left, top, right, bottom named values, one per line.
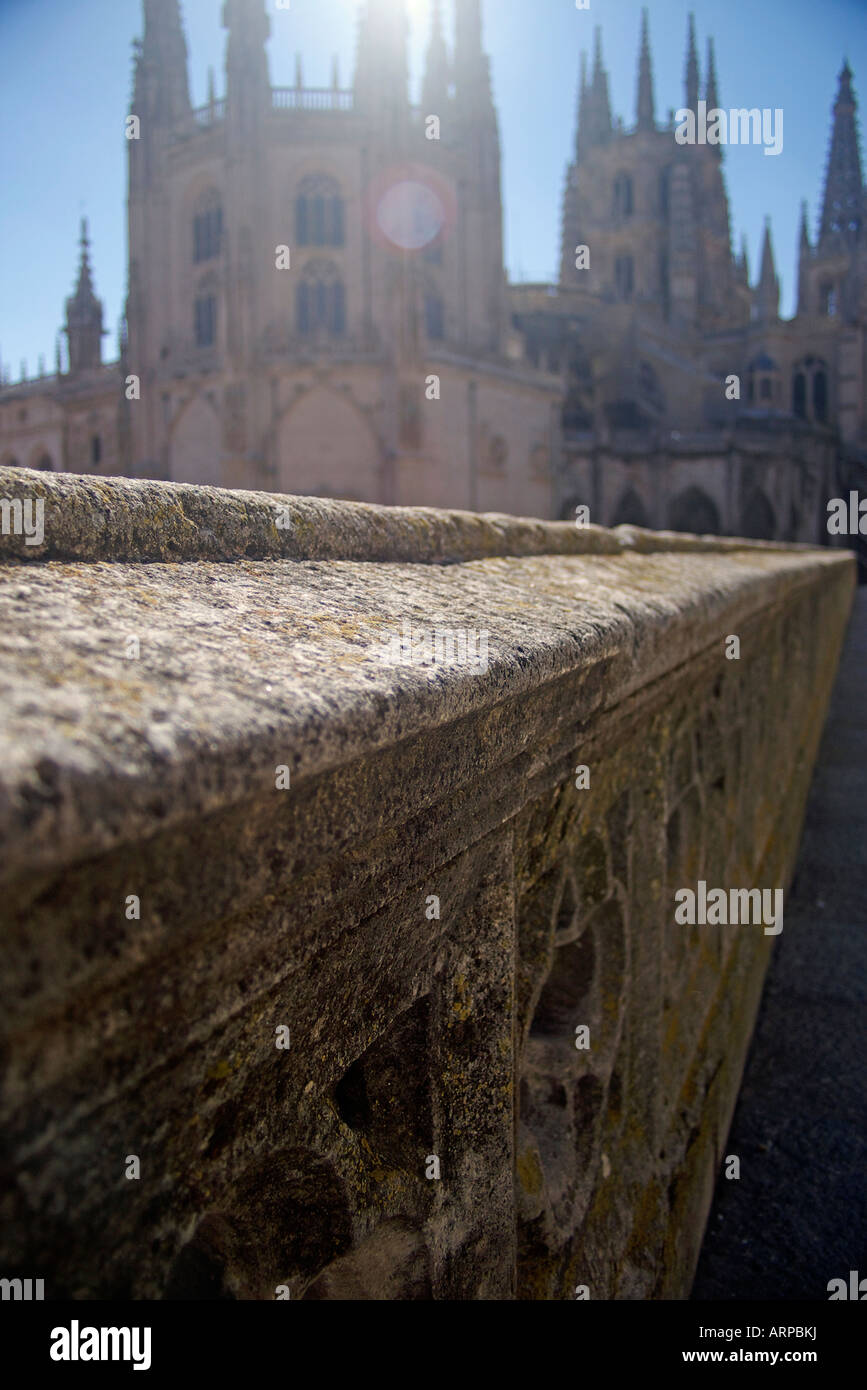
left=0, top=468, right=855, bottom=1299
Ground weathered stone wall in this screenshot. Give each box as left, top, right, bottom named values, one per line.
left=0, top=467, right=854, bottom=1299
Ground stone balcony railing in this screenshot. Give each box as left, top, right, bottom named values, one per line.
left=0, top=466, right=855, bottom=1299
left=192, top=98, right=227, bottom=128
left=271, top=87, right=354, bottom=113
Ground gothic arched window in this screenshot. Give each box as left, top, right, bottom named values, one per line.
left=668, top=487, right=721, bottom=536
left=37, top=453, right=53, bottom=471
left=615, top=255, right=634, bottom=301
left=296, top=174, right=344, bottom=248
left=614, top=173, right=634, bottom=218
left=424, top=291, right=445, bottom=341
left=741, top=489, right=776, bottom=541
left=792, top=357, right=829, bottom=425
left=91, top=435, right=102, bottom=465
left=639, top=361, right=665, bottom=414
left=813, top=369, right=828, bottom=422
left=193, top=189, right=223, bottom=265
left=820, top=282, right=837, bottom=317
left=611, top=487, right=649, bottom=528
left=747, top=352, right=780, bottom=409
left=194, top=278, right=218, bottom=347
left=296, top=259, right=346, bottom=335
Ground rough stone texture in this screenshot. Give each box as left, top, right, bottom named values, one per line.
left=693, top=588, right=867, bottom=1299
left=0, top=469, right=855, bottom=1299
left=0, top=465, right=811, bottom=566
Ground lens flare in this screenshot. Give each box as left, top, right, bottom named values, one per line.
left=375, top=180, right=445, bottom=250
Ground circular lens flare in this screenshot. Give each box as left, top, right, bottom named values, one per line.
left=375, top=180, right=446, bottom=250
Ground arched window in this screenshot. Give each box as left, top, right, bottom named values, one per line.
left=659, top=248, right=670, bottom=319
left=614, top=173, right=634, bottom=218
left=741, top=489, right=776, bottom=541
left=91, top=435, right=101, bottom=465
left=792, top=357, right=829, bottom=425
left=296, top=174, right=344, bottom=248
left=813, top=369, right=828, bottom=423
left=668, top=487, right=721, bottom=536
left=820, top=282, right=837, bottom=317
left=747, top=352, right=780, bottom=409
left=639, top=361, right=665, bottom=414
left=37, top=453, right=53, bottom=471
left=424, top=291, right=444, bottom=341
left=611, top=488, right=649, bottom=528
left=487, top=435, right=507, bottom=471
left=615, top=256, right=634, bottom=301
left=194, top=284, right=217, bottom=347
left=296, top=259, right=346, bottom=336
left=193, top=188, right=223, bottom=264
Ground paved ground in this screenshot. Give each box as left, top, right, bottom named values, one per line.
left=692, top=584, right=867, bottom=1301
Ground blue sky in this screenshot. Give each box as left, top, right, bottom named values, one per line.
left=0, top=0, right=865, bottom=378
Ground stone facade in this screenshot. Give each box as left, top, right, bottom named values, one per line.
left=0, top=467, right=854, bottom=1298
left=0, top=0, right=559, bottom=517
left=1, top=4, right=863, bottom=542
left=515, top=18, right=867, bottom=540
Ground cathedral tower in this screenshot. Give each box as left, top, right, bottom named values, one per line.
left=64, top=220, right=106, bottom=374
left=559, top=12, right=738, bottom=333
left=118, top=0, right=557, bottom=512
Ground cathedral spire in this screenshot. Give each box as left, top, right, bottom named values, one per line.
left=738, top=233, right=750, bottom=284
left=574, top=49, right=588, bottom=159
left=422, top=0, right=450, bottom=115
left=455, top=0, right=483, bottom=65
left=636, top=8, right=655, bottom=132
left=706, top=37, right=719, bottom=110
left=75, top=218, right=95, bottom=299
left=454, top=0, right=492, bottom=114
left=134, top=0, right=192, bottom=126
left=223, top=0, right=271, bottom=109
left=756, top=218, right=780, bottom=321
left=586, top=26, right=612, bottom=144
left=64, top=219, right=105, bottom=375
left=797, top=201, right=812, bottom=314
left=354, top=0, right=409, bottom=122
left=705, top=37, right=722, bottom=158
left=685, top=13, right=700, bottom=112
left=819, top=60, right=864, bottom=245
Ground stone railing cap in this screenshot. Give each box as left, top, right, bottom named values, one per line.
left=0, top=467, right=825, bottom=566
